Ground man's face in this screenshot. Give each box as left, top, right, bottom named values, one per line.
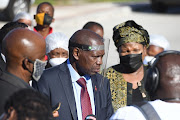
left=76, top=47, right=104, bottom=75
left=26, top=38, right=46, bottom=81
left=36, top=4, right=54, bottom=27
left=37, top=4, right=54, bottom=18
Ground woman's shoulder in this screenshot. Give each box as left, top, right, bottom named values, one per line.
left=105, top=64, right=124, bottom=81
left=106, top=64, right=121, bottom=72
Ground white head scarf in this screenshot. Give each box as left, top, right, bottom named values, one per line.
left=45, top=32, right=69, bottom=54
left=149, top=34, right=170, bottom=50
left=13, top=12, right=32, bottom=22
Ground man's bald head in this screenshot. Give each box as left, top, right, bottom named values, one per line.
left=69, top=29, right=104, bottom=59
left=82, top=21, right=104, bottom=37
left=69, top=29, right=104, bottom=75
left=69, top=29, right=103, bottom=45
left=154, top=53, right=180, bottom=100
left=3, top=28, right=46, bottom=70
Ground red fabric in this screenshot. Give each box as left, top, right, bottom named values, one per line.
left=33, top=27, right=53, bottom=39
left=77, top=78, right=92, bottom=120
left=45, top=55, right=48, bottom=60
left=33, top=27, right=51, bottom=61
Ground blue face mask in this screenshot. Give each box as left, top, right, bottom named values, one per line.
left=28, top=59, right=47, bottom=81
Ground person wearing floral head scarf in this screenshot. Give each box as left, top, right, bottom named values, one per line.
left=105, top=20, right=150, bottom=112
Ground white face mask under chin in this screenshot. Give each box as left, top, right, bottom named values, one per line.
left=49, top=58, right=67, bottom=67
left=143, top=56, right=155, bottom=65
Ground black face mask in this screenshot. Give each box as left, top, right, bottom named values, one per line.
left=43, top=13, right=53, bottom=25
left=120, top=53, right=143, bottom=73
left=34, top=13, right=53, bottom=26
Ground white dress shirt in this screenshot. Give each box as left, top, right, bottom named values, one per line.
left=67, top=59, right=95, bottom=120
left=110, top=99, right=180, bottom=120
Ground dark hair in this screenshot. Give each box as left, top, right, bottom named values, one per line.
left=4, top=89, right=53, bottom=120
left=83, top=21, right=103, bottom=30
left=37, top=2, right=54, bottom=15
left=0, top=22, right=28, bottom=50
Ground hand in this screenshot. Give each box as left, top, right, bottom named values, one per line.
left=53, top=111, right=59, bottom=118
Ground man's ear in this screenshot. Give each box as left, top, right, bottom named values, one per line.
left=73, top=48, right=80, bottom=60
left=23, top=58, right=33, bottom=73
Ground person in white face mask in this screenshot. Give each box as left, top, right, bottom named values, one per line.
left=45, top=32, right=69, bottom=68
left=143, top=34, right=170, bottom=65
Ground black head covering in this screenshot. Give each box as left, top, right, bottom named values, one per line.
left=113, top=20, right=149, bottom=48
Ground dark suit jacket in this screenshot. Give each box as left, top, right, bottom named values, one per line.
left=0, top=72, right=30, bottom=115
left=33, top=62, right=114, bottom=120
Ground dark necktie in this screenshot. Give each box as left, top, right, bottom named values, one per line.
left=77, top=78, right=92, bottom=120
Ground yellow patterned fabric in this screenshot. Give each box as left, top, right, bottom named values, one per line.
left=113, top=20, right=149, bottom=48
left=117, top=26, right=145, bottom=44
left=105, top=67, right=127, bottom=111
left=105, top=65, right=148, bottom=112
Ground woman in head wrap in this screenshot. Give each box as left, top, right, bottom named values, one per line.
left=105, top=20, right=149, bottom=112
left=45, top=32, right=69, bottom=68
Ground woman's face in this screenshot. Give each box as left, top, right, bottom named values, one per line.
left=118, top=42, right=147, bottom=60
left=147, top=45, right=164, bottom=56
left=48, top=48, right=68, bottom=59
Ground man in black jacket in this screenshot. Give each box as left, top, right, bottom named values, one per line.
left=0, top=28, right=46, bottom=115
left=0, top=22, right=28, bottom=75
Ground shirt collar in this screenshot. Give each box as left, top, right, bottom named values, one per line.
left=33, top=27, right=53, bottom=39
left=67, top=59, right=90, bottom=83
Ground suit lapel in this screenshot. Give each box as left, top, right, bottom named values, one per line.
left=58, top=63, right=77, bottom=120
left=91, top=75, right=98, bottom=115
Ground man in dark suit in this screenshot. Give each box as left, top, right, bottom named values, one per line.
left=34, top=29, right=114, bottom=120
left=0, top=28, right=47, bottom=115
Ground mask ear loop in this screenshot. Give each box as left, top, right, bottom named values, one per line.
left=23, top=58, right=33, bottom=74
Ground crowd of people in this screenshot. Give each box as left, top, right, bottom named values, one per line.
left=0, top=1, right=179, bottom=120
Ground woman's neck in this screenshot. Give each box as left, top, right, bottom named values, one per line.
left=122, top=65, right=144, bottom=89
